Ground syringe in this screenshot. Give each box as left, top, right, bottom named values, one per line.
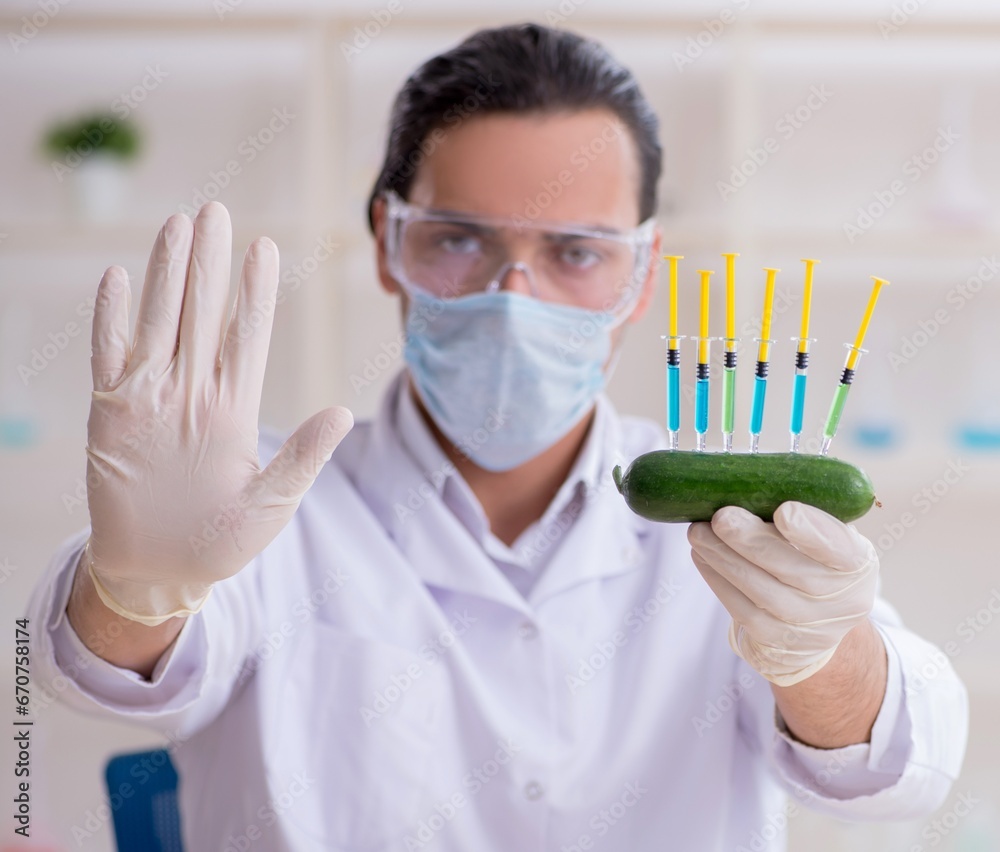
left=662, top=255, right=684, bottom=450
left=721, top=253, right=739, bottom=453
left=694, top=269, right=714, bottom=452
left=789, top=259, right=818, bottom=452
left=749, top=268, right=779, bottom=453
left=821, top=276, right=890, bottom=455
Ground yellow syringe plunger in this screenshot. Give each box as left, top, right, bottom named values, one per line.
left=698, top=269, right=713, bottom=363
left=663, top=255, right=684, bottom=345
left=722, top=252, right=739, bottom=347
left=798, top=259, right=818, bottom=353
left=846, top=276, right=890, bottom=371
left=757, top=268, right=779, bottom=363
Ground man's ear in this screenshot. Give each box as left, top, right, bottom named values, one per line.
left=372, top=196, right=402, bottom=296
left=627, top=225, right=662, bottom=325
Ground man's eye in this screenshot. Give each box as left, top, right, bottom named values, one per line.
left=438, top=234, right=481, bottom=255
left=559, top=245, right=602, bottom=269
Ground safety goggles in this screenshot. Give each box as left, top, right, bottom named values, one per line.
left=383, top=190, right=656, bottom=321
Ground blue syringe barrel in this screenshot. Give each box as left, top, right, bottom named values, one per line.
left=667, top=346, right=681, bottom=434
left=750, top=360, right=768, bottom=435
left=790, top=371, right=807, bottom=435
left=695, top=361, right=710, bottom=435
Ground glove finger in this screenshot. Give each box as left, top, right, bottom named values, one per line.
left=91, top=266, right=131, bottom=392
left=773, top=501, right=878, bottom=575
left=708, top=505, right=870, bottom=597
left=690, top=522, right=807, bottom=620
left=257, top=406, right=354, bottom=507
left=693, top=551, right=849, bottom=662
left=690, top=549, right=784, bottom=643
left=176, top=202, right=233, bottom=388
left=129, top=214, right=192, bottom=375
left=220, top=237, right=279, bottom=420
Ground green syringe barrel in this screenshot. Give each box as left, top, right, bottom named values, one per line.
left=722, top=368, right=736, bottom=434
left=824, top=382, right=851, bottom=439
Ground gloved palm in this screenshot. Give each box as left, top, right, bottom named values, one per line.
left=687, top=501, right=879, bottom=687
left=84, top=202, right=352, bottom=626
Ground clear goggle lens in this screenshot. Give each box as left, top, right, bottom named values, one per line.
left=384, top=190, right=655, bottom=319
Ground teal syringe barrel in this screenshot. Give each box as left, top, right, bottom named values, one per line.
left=750, top=361, right=768, bottom=435
left=667, top=347, right=681, bottom=433
left=695, top=362, right=710, bottom=435
left=790, top=371, right=807, bottom=434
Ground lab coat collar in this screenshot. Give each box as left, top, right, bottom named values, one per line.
left=349, top=371, right=647, bottom=613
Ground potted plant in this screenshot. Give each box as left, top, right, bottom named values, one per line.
left=41, top=112, right=141, bottom=222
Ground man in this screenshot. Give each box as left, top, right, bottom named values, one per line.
left=28, top=22, right=966, bottom=851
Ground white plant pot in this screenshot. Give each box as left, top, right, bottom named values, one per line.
left=70, top=153, right=131, bottom=223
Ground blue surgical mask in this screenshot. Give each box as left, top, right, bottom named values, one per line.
left=403, top=290, right=615, bottom=471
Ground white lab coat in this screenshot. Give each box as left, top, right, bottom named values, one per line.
left=27, top=372, right=967, bottom=852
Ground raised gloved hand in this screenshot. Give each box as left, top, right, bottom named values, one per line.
left=687, top=501, right=879, bottom=687
left=83, top=202, right=353, bottom=626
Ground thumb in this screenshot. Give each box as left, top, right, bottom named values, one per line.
left=259, top=406, right=354, bottom=504
left=773, top=501, right=877, bottom=574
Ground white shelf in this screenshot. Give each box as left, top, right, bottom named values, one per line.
left=0, top=220, right=361, bottom=254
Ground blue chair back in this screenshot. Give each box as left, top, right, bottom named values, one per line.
left=104, top=749, right=183, bottom=852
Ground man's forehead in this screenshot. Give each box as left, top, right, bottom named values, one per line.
left=406, top=109, right=642, bottom=228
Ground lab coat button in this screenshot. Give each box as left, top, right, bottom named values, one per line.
left=524, top=781, right=544, bottom=801
left=517, top=621, right=538, bottom=640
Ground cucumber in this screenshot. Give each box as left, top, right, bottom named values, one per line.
left=611, top=451, right=877, bottom=523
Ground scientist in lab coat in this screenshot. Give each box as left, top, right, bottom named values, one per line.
left=28, top=22, right=967, bottom=852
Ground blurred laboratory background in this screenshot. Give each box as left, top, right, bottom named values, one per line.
left=2, top=0, right=1000, bottom=849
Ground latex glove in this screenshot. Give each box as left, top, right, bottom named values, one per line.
left=84, top=202, right=353, bottom=626
left=687, top=501, right=878, bottom=687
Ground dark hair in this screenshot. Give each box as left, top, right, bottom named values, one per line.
left=366, top=22, right=662, bottom=232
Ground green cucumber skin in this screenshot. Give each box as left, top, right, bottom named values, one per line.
left=612, top=451, right=876, bottom=524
